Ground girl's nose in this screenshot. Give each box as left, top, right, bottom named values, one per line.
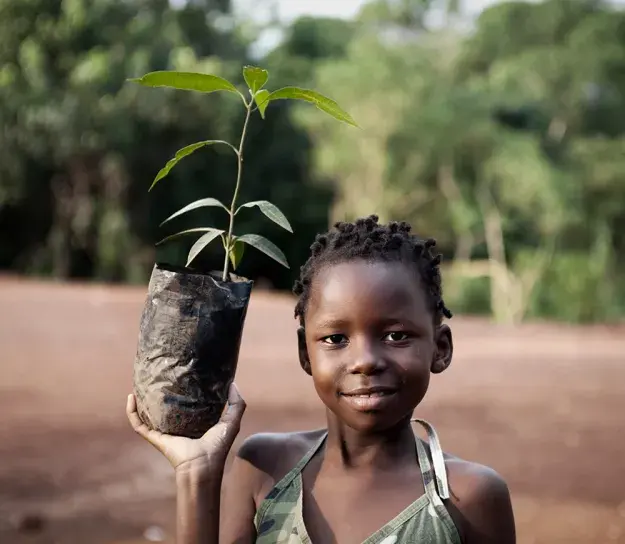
left=347, top=338, right=387, bottom=375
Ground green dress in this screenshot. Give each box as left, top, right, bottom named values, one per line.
left=254, top=419, right=463, bottom=544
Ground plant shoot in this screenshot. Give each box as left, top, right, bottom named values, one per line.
left=129, top=66, right=357, bottom=281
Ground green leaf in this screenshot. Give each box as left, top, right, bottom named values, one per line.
left=150, top=140, right=237, bottom=191
left=129, top=71, right=239, bottom=95
left=243, top=66, right=269, bottom=94
left=237, top=234, right=289, bottom=269
left=156, top=227, right=224, bottom=247
left=228, top=238, right=246, bottom=270
left=186, top=230, right=225, bottom=266
left=254, top=89, right=270, bottom=119
left=237, top=200, right=293, bottom=233
left=160, top=198, right=229, bottom=226
left=265, top=87, right=357, bottom=127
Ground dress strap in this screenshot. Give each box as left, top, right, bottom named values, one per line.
left=254, top=432, right=328, bottom=528
left=412, top=418, right=450, bottom=500
left=273, top=432, right=327, bottom=491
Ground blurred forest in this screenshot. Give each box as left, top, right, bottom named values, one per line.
left=1, top=0, right=625, bottom=324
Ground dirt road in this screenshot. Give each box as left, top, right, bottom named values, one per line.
left=1, top=277, right=624, bottom=543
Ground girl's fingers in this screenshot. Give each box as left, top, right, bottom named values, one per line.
left=126, top=393, right=160, bottom=445
left=228, top=382, right=243, bottom=406
left=221, top=382, right=246, bottom=425
left=211, top=383, right=246, bottom=446
left=126, top=393, right=143, bottom=429
left=126, top=393, right=137, bottom=416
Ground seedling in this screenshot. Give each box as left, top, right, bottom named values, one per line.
left=129, top=66, right=357, bottom=281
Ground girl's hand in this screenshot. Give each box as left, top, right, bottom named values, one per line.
left=126, top=383, right=246, bottom=474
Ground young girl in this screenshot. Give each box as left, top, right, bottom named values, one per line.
left=127, top=215, right=516, bottom=544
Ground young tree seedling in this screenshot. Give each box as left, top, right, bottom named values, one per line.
left=129, top=66, right=357, bottom=281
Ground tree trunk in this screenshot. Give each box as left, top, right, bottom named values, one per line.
left=476, top=180, right=513, bottom=323
left=437, top=164, right=475, bottom=263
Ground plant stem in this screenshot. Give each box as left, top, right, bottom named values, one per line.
left=222, top=100, right=253, bottom=282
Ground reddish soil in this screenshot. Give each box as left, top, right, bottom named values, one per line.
left=0, top=276, right=624, bottom=544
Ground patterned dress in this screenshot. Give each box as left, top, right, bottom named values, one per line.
left=254, top=419, right=463, bottom=544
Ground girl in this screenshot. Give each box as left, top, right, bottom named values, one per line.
left=127, top=215, right=516, bottom=544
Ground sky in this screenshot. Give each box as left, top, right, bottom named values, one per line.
left=232, top=0, right=528, bottom=22
left=204, top=0, right=625, bottom=56
left=231, top=0, right=517, bottom=55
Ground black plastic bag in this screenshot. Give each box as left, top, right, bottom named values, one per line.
left=133, top=263, right=253, bottom=438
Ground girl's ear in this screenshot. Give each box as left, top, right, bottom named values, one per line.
left=431, top=324, right=453, bottom=374
left=297, top=327, right=312, bottom=375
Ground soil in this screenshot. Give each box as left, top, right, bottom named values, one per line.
left=0, top=276, right=624, bottom=544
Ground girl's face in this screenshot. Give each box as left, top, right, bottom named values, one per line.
left=300, top=259, right=452, bottom=433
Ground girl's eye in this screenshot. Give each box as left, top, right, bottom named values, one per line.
left=385, top=331, right=409, bottom=342
left=322, top=334, right=347, bottom=345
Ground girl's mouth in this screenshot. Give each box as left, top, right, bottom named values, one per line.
left=340, top=387, right=398, bottom=411
left=341, top=385, right=397, bottom=396
left=343, top=391, right=392, bottom=398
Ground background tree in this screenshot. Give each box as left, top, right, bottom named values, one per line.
left=296, top=0, right=625, bottom=322
left=1, top=0, right=624, bottom=323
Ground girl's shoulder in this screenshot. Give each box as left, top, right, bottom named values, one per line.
left=442, top=450, right=516, bottom=543
left=221, top=430, right=326, bottom=541
left=232, top=429, right=326, bottom=506
left=443, top=448, right=508, bottom=491
left=444, top=450, right=510, bottom=506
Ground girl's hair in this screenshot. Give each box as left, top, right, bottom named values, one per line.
left=293, top=214, right=452, bottom=326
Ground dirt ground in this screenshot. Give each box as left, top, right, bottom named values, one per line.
left=0, top=276, right=624, bottom=544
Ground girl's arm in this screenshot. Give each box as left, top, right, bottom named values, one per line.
left=221, top=431, right=315, bottom=543
left=220, top=433, right=296, bottom=543
left=219, top=446, right=267, bottom=543
left=126, top=384, right=248, bottom=544
left=176, top=464, right=224, bottom=543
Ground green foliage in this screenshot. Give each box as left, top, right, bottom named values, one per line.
left=243, top=66, right=268, bottom=94
left=130, top=64, right=355, bottom=278
left=228, top=238, right=245, bottom=270
left=237, top=234, right=289, bottom=269
left=236, top=201, right=293, bottom=233
left=187, top=229, right=225, bottom=267
left=283, top=17, right=356, bottom=60
left=130, top=71, right=241, bottom=97
left=0, top=0, right=330, bottom=290
left=254, top=89, right=271, bottom=119
left=160, top=198, right=229, bottom=226
left=2, top=0, right=625, bottom=324
left=287, top=0, right=625, bottom=323
left=444, top=273, right=492, bottom=316
left=156, top=228, right=225, bottom=247
left=150, top=141, right=238, bottom=191
left=266, top=87, right=358, bottom=127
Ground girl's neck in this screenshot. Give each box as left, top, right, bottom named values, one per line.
left=322, top=413, right=416, bottom=472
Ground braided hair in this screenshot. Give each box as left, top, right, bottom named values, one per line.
left=293, top=215, right=452, bottom=326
